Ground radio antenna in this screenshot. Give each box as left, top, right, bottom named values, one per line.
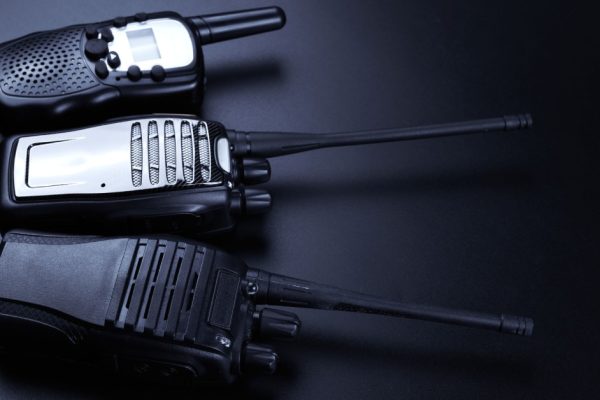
left=188, top=6, right=286, bottom=45
left=228, top=114, right=533, bottom=158
left=247, top=270, right=533, bottom=336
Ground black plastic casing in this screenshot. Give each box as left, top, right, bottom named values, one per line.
left=0, top=12, right=204, bottom=133
left=0, top=231, right=254, bottom=385
left=0, top=118, right=239, bottom=235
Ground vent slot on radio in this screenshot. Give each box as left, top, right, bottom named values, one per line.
left=148, top=121, right=160, bottom=185
left=164, top=121, right=177, bottom=184
left=130, top=123, right=143, bottom=187
left=128, top=119, right=216, bottom=189
left=110, top=239, right=214, bottom=342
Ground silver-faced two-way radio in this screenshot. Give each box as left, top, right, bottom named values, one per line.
left=0, top=113, right=532, bottom=235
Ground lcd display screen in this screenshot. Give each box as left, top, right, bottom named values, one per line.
left=127, top=28, right=161, bottom=62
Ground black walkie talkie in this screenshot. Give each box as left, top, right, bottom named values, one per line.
left=0, top=113, right=532, bottom=235
left=0, top=7, right=285, bottom=132
left=0, top=231, right=533, bottom=385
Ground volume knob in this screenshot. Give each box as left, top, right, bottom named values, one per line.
left=231, top=188, right=272, bottom=215
left=254, top=308, right=301, bottom=339
left=241, top=158, right=271, bottom=185
left=243, top=343, right=278, bottom=374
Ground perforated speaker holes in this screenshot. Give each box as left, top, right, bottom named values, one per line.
left=0, top=28, right=98, bottom=97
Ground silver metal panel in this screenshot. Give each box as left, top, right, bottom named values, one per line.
left=107, top=18, right=195, bottom=72
left=13, top=117, right=219, bottom=198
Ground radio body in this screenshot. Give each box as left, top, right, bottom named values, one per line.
left=0, top=231, right=257, bottom=385
left=0, top=115, right=249, bottom=235
left=0, top=231, right=533, bottom=385
left=0, top=7, right=285, bottom=132
left=0, top=113, right=532, bottom=234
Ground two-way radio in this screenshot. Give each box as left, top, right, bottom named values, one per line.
left=0, top=231, right=533, bottom=385
left=0, top=7, right=285, bottom=132
left=0, top=113, right=533, bottom=234
left=0, top=5, right=535, bottom=390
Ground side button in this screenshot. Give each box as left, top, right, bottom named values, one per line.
left=150, top=65, right=166, bottom=82
left=113, top=17, right=127, bottom=28
left=95, top=61, right=109, bottom=79
left=135, top=12, right=148, bottom=22
left=85, top=25, right=98, bottom=39
left=127, top=65, right=142, bottom=81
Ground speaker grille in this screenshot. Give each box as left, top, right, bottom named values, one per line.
left=181, top=121, right=194, bottom=183
left=198, top=123, right=211, bottom=182
left=128, top=119, right=218, bottom=188
left=164, top=121, right=177, bottom=184
left=0, top=28, right=98, bottom=97
left=148, top=121, right=160, bottom=185
left=130, top=123, right=143, bottom=187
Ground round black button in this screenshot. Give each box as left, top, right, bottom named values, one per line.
left=85, top=39, right=109, bottom=60
left=113, top=17, right=127, bottom=28
left=135, top=12, right=148, bottom=22
left=107, top=51, right=121, bottom=69
left=85, top=25, right=98, bottom=39
left=150, top=65, right=166, bottom=82
left=94, top=61, right=109, bottom=79
left=127, top=65, right=142, bottom=81
left=99, top=28, right=114, bottom=42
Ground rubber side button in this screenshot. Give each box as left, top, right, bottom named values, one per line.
left=135, top=12, right=148, bottom=22
left=85, top=25, right=98, bottom=39
left=113, top=17, right=127, bottom=28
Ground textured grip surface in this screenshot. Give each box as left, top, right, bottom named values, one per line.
left=0, top=299, right=87, bottom=344
left=0, top=233, right=127, bottom=325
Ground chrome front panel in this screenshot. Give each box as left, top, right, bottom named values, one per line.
left=13, top=117, right=219, bottom=198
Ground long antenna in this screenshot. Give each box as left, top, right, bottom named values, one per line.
left=228, top=114, right=533, bottom=158
left=188, top=7, right=286, bottom=45
left=247, top=270, right=533, bottom=336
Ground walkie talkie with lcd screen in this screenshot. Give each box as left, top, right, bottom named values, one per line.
left=0, top=7, right=285, bottom=132
left=0, top=231, right=533, bottom=385
left=0, top=113, right=532, bottom=235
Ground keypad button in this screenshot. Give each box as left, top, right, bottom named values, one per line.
left=150, top=65, right=166, bottom=82
left=127, top=65, right=142, bottom=81
left=85, top=39, right=109, bottom=60
left=107, top=51, right=121, bottom=69
left=99, top=28, right=114, bottom=42
left=94, top=61, right=109, bottom=79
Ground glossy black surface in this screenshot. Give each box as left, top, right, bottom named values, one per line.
left=0, top=0, right=598, bottom=399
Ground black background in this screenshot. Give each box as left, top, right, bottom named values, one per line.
left=1, top=0, right=598, bottom=398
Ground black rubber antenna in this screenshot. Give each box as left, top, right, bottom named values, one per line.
left=228, top=114, right=533, bottom=158
left=188, top=6, right=286, bottom=45
left=247, top=270, right=533, bottom=336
